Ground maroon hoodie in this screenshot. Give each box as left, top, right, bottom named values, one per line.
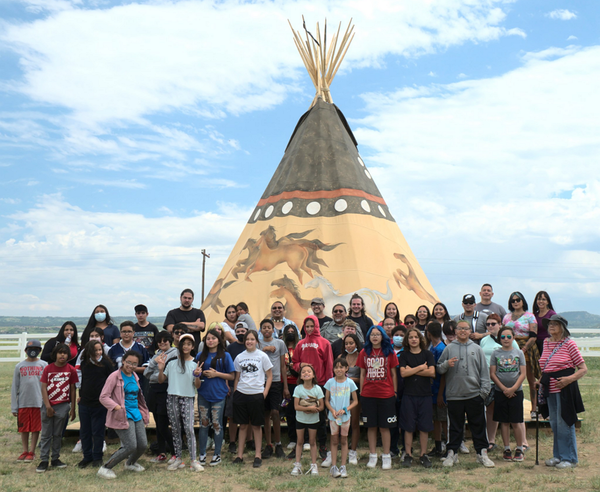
left=292, top=315, right=333, bottom=386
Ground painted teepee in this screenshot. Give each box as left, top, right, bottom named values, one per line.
left=201, top=19, right=438, bottom=327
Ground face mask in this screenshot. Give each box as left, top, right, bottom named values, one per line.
left=95, top=312, right=106, bottom=322
left=284, top=333, right=295, bottom=342
left=96, top=355, right=103, bottom=363
left=393, top=335, right=403, bottom=347
left=236, top=333, right=245, bottom=343
left=346, top=347, right=357, bottom=354
left=27, top=349, right=41, bottom=358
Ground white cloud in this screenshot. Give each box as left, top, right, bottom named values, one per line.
left=567, top=35, right=578, bottom=41
left=546, top=9, right=577, bottom=21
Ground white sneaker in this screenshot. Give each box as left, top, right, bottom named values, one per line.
left=443, top=450, right=458, bottom=467
left=555, top=461, right=577, bottom=469
left=72, top=441, right=82, bottom=453
left=291, top=462, right=302, bottom=476
left=102, top=441, right=107, bottom=452
left=339, top=465, right=348, bottom=478
left=287, top=442, right=297, bottom=450
left=97, top=466, right=116, bottom=479
left=190, top=460, right=204, bottom=472
left=381, top=453, right=392, bottom=470
left=348, top=450, right=358, bottom=466
left=167, top=455, right=177, bottom=465
left=366, top=453, right=378, bottom=468
left=459, top=441, right=470, bottom=454
left=303, top=443, right=310, bottom=452
left=477, top=449, right=495, bottom=468
left=305, top=463, right=318, bottom=475
left=124, top=462, right=145, bottom=472
left=167, top=458, right=185, bottom=471
left=321, top=451, right=332, bottom=468
left=545, top=457, right=561, bottom=467
left=330, top=465, right=341, bottom=478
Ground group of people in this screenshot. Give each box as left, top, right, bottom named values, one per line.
left=10, top=285, right=587, bottom=479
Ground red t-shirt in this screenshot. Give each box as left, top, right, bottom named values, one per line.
left=285, top=347, right=297, bottom=386
left=357, top=348, right=399, bottom=398
left=41, top=362, right=79, bottom=406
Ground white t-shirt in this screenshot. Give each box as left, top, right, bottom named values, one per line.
left=234, top=349, right=273, bottom=395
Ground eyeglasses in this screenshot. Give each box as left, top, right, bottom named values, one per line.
left=173, top=331, right=185, bottom=335
left=124, top=360, right=138, bottom=367
left=157, top=340, right=170, bottom=344
left=500, top=335, right=513, bottom=339
left=456, top=327, right=470, bottom=331
left=121, top=330, right=134, bottom=334
left=510, top=298, right=521, bottom=304
left=333, top=310, right=345, bottom=314
left=485, top=322, right=498, bottom=327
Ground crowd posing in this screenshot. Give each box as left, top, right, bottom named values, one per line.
left=10, top=285, right=587, bottom=479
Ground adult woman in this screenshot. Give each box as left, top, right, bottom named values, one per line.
left=81, top=305, right=120, bottom=347
left=415, top=306, right=431, bottom=334
left=533, top=291, right=556, bottom=355
left=98, top=350, right=149, bottom=479
left=537, top=315, right=586, bottom=469
left=283, top=324, right=300, bottom=456
left=341, top=333, right=362, bottom=465
left=431, top=303, right=451, bottom=329
left=502, top=292, right=540, bottom=418
left=220, top=305, right=238, bottom=344
left=380, top=303, right=401, bottom=326
left=41, top=321, right=80, bottom=366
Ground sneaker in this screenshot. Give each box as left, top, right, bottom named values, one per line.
left=303, top=443, right=311, bottom=452
left=262, top=444, right=273, bottom=459
left=78, top=459, right=92, bottom=469
left=16, top=452, right=29, bottom=462
left=51, top=459, right=67, bottom=468
left=210, top=455, right=221, bottom=466
left=24, top=453, right=35, bottom=463
left=339, top=465, right=348, bottom=478
left=442, top=450, right=458, bottom=467
left=167, top=455, right=177, bottom=465
left=319, top=446, right=328, bottom=460
left=402, top=455, right=413, bottom=468
left=367, top=453, right=378, bottom=468
left=97, top=465, right=116, bottom=479
left=253, top=457, right=262, bottom=468
left=36, top=461, right=49, bottom=473
left=555, top=461, right=577, bottom=469
left=150, top=453, right=167, bottom=463
left=72, top=440, right=82, bottom=453
left=291, top=462, right=302, bottom=476
left=103, top=441, right=107, bottom=452
left=190, top=460, right=204, bottom=472
left=428, top=446, right=442, bottom=457
left=546, top=457, right=561, bottom=467
left=530, top=410, right=538, bottom=420
left=513, top=449, right=524, bottom=462
left=321, top=451, right=332, bottom=468
left=287, top=441, right=297, bottom=450
left=477, top=449, right=495, bottom=468
left=199, top=454, right=207, bottom=466
left=287, top=449, right=296, bottom=460
left=348, top=450, right=358, bottom=466
left=232, top=457, right=243, bottom=464
left=459, top=441, right=470, bottom=454
left=305, top=463, right=318, bottom=475
left=275, top=444, right=285, bottom=458
left=228, top=442, right=237, bottom=454
left=503, top=449, right=513, bottom=461
left=420, top=455, right=432, bottom=468
left=382, top=453, right=392, bottom=470
left=167, top=458, right=185, bottom=470
left=124, top=462, right=145, bottom=472
left=330, top=465, right=341, bottom=478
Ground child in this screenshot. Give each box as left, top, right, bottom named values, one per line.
left=324, top=358, right=358, bottom=478
left=225, top=321, right=248, bottom=453
left=232, top=330, right=273, bottom=468
left=291, top=364, right=325, bottom=476
left=399, top=327, right=435, bottom=468
left=357, top=325, right=398, bottom=470
left=108, top=321, right=149, bottom=370
left=426, top=322, right=447, bottom=457
left=390, top=325, right=406, bottom=457
left=490, top=326, right=527, bottom=462
left=37, top=343, right=78, bottom=473
left=11, top=339, right=47, bottom=463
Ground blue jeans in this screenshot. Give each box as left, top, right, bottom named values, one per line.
left=548, top=392, right=578, bottom=463
left=197, top=394, right=225, bottom=456
left=79, top=403, right=107, bottom=461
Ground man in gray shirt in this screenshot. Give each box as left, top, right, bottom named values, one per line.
left=453, top=294, right=488, bottom=344
left=475, top=284, right=507, bottom=318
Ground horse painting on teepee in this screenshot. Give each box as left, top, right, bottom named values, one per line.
left=200, top=19, right=438, bottom=327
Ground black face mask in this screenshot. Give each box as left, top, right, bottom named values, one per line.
left=236, top=334, right=245, bottom=343
left=27, top=349, right=41, bottom=358
left=284, top=333, right=296, bottom=342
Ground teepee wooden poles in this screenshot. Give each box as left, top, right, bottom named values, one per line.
left=289, top=17, right=355, bottom=108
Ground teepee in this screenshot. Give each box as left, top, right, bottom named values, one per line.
left=201, top=19, right=438, bottom=327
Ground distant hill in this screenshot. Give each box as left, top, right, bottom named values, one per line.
left=559, top=311, right=600, bottom=329
left=0, top=316, right=166, bottom=334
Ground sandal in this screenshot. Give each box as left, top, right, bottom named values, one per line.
left=487, top=443, right=497, bottom=452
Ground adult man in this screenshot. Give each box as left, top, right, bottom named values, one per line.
left=475, top=284, right=507, bottom=318
left=133, top=304, right=159, bottom=356
left=453, top=294, right=488, bottom=344
left=164, top=289, right=206, bottom=349
left=320, top=304, right=348, bottom=344
left=437, top=320, right=494, bottom=468
left=310, top=297, right=333, bottom=327
left=330, top=319, right=364, bottom=359
left=348, top=294, right=374, bottom=339
left=269, top=301, right=298, bottom=338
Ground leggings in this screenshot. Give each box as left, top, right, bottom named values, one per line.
left=167, top=395, right=196, bottom=461
left=105, top=419, right=147, bottom=469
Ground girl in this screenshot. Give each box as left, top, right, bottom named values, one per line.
left=399, top=328, right=435, bottom=468
left=533, top=291, right=556, bottom=355
left=380, top=302, right=401, bottom=326
left=291, top=364, right=324, bottom=476
left=357, top=326, right=398, bottom=470
left=77, top=340, right=114, bottom=468
left=221, top=305, right=239, bottom=344
left=415, top=306, right=431, bottom=334
left=81, top=305, right=120, bottom=347
left=341, top=333, right=362, bottom=465
left=157, top=334, right=203, bottom=472
left=232, top=330, right=273, bottom=468
left=98, top=350, right=148, bottom=480
left=283, top=324, right=300, bottom=456
left=432, top=302, right=451, bottom=334
left=41, top=321, right=79, bottom=366
left=195, top=329, right=235, bottom=466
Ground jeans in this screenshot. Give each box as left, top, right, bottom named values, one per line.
left=197, top=394, right=225, bottom=455
left=548, top=392, right=578, bottom=463
left=105, top=419, right=147, bottom=469
left=79, top=403, right=107, bottom=461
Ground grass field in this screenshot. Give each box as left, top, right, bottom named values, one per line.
left=1, top=359, right=599, bottom=492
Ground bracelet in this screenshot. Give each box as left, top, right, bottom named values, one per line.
left=194, top=373, right=202, bottom=378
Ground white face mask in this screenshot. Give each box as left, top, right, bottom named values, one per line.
left=96, top=355, right=103, bottom=363
left=346, top=347, right=357, bottom=354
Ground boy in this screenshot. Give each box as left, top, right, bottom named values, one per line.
left=324, top=358, right=358, bottom=478
left=38, top=343, right=78, bottom=472
left=259, top=319, right=289, bottom=458
left=11, top=339, right=47, bottom=463
left=426, top=322, right=448, bottom=457
left=108, top=321, right=149, bottom=371
left=133, top=304, right=159, bottom=357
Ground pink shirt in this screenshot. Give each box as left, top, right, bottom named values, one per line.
left=539, top=338, right=584, bottom=393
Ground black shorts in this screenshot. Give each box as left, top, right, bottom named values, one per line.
left=493, top=390, right=524, bottom=423
left=296, top=420, right=319, bottom=430
left=361, top=396, right=397, bottom=428
left=232, top=391, right=265, bottom=427
left=224, top=392, right=233, bottom=418
left=399, top=394, right=434, bottom=433
left=264, top=382, right=283, bottom=412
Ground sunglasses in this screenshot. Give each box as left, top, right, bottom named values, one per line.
left=333, top=310, right=345, bottom=314
left=485, top=322, right=498, bottom=327
left=272, top=307, right=283, bottom=310
left=405, top=321, right=415, bottom=325
left=511, top=298, right=521, bottom=303
left=173, top=331, right=185, bottom=335
left=463, top=301, right=475, bottom=305
left=500, top=335, right=513, bottom=339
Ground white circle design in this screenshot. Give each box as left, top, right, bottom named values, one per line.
left=281, top=201, right=293, bottom=214
left=364, top=169, right=372, bottom=179
left=265, top=205, right=274, bottom=218
left=378, top=205, right=386, bottom=217
left=358, top=155, right=365, bottom=167
left=253, top=209, right=261, bottom=221
left=306, top=201, right=321, bottom=215
left=334, top=199, right=348, bottom=212
left=361, top=200, right=371, bottom=212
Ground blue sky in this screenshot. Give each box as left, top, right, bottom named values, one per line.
left=1, top=0, right=599, bottom=318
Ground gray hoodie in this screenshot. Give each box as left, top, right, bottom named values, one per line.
left=437, top=339, right=491, bottom=401
left=144, top=346, right=179, bottom=384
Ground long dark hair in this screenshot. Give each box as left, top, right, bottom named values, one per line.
left=533, top=291, right=555, bottom=315
left=432, top=302, right=451, bottom=323
left=197, top=329, right=226, bottom=370
left=415, top=305, right=431, bottom=325
left=342, top=333, right=363, bottom=355
left=283, top=324, right=299, bottom=347
left=81, top=340, right=113, bottom=370
left=56, top=321, right=79, bottom=348
left=177, top=336, right=196, bottom=373
left=508, top=292, right=529, bottom=312
left=81, top=305, right=113, bottom=345
left=402, top=327, right=427, bottom=351
left=383, top=302, right=401, bottom=325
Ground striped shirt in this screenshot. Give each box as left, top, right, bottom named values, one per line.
left=539, top=338, right=584, bottom=393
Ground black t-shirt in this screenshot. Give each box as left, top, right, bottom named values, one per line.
left=134, top=322, right=159, bottom=355
left=398, top=349, right=435, bottom=397
left=349, top=314, right=374, bottom=339
left=80, top=360, right=114, bottom=407
left=164, top=307, right=206, bottom=349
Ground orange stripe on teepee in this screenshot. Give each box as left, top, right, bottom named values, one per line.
left=257, top=188, right=386, bottom=206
